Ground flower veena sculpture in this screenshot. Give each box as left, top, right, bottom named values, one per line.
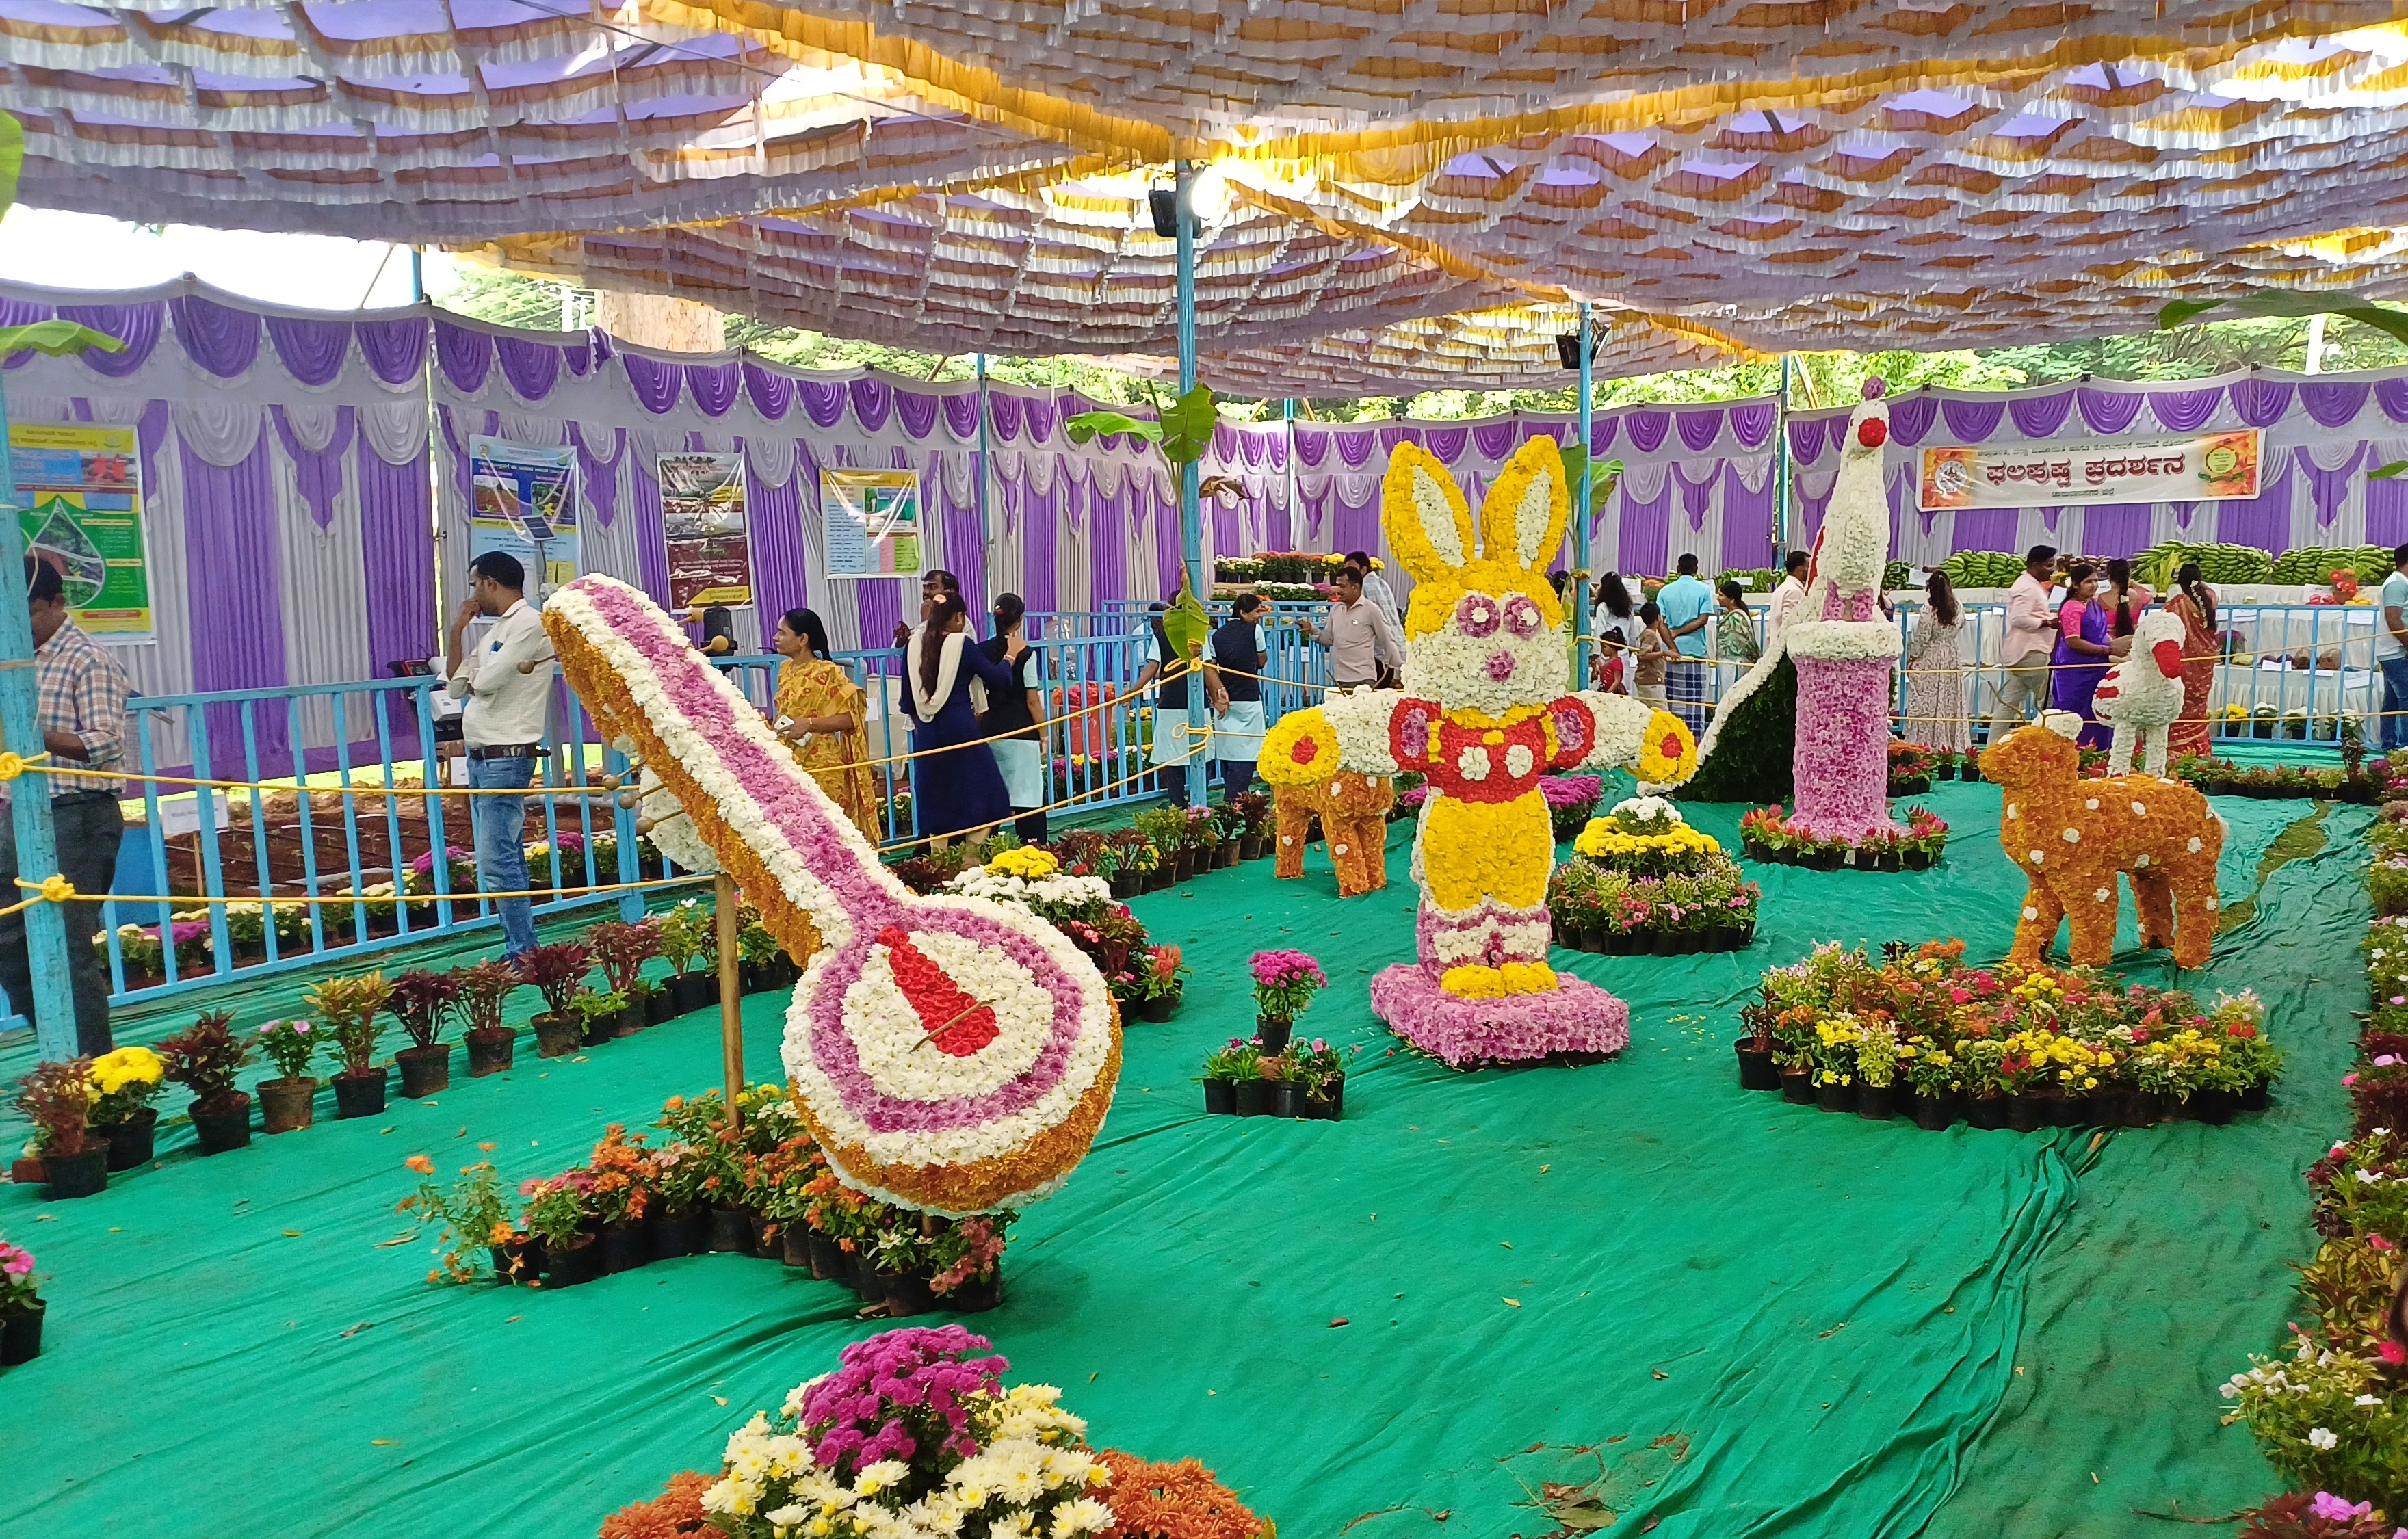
left=545, top=575, right=1120, bottom=1215
left=1262, top=437, right=1697, bottom=1066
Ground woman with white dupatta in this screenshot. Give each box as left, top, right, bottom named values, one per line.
left=906, top=592, right=1017, bottom=847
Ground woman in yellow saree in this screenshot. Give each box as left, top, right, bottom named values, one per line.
left=772, top=607, right=882, bottom=840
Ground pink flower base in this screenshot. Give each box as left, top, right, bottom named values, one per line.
left=1369, top=966, right=1630, bottom=1068
left=1791, top=655, right=1904, bottom=844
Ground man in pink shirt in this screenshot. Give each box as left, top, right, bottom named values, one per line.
left=1987, top=544, right=2060, bottom=740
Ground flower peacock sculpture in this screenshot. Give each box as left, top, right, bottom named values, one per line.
left=1261, top=436, right=1698, bottom=1066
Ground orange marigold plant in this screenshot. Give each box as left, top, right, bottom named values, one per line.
left=597, top=1471, right=711, bottom=1539
left=1095, top=1449, right=1268, bottom=1539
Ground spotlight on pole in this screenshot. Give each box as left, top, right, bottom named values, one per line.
left=1148, top=187, right=1179, bottom=239
left=1556, top=331, right=1586, bottom=371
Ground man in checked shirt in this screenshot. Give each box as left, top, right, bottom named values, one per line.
left=0, top=558, right=130, bottom=1052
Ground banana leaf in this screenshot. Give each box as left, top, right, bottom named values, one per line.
left=1064, top=384, right=1220, bottom=468
left=2159, top=288, right=2408, bottom=349
left=1161, top=576, right=1212, bottom=665
left=1062, top=411, right=1163, bottom=449
left=1558, top=444, right=1625, bottom=516
left=0, top=320, right=126, bottom=359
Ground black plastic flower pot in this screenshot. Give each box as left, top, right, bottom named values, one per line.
left=542, top=1235, right=601, bottom=1289
left=781, top=1226, right=813, bottom=1268
left=1203, top=1079, right=1236, bottom=1115
left=1306, top=1079, right=1344, bottom=1120
left=1233, top=1079, right=1270, bottom=1117
left=41, top=1143, right=108, bottom=1200
left=674, top=973, right=714, bottom=1015
left=651, top=1207, right=705, bottom=1259
left=644, top=986, right=679, bottom=1026
left=616, top=1001, right=646, bottom=1036
left=2124, top=1090, right=2164, bottom=1128
left=95, top=1108, right=157, bottom=1171
left=1255, top=1018, right=1292, bottom=1055
left=464, top=1029, right=516, bottom=1077
left=1967, top=1095, right=2010, bottom=1130
left=1138, top=994, right=1179, bottom=1023
left=2191, top=1088, right=2240, bottom=1126
left=601, top=1220, right=652, bottom=1274
left=707, top=1205, right=752, bottom=1254
left=881, top=1267, right=938, bottom=1318
left=1855, top=1083, right=1894, bottom=1122
left=1909, top=1092, right=1954, bottom=1131
left=2006, top=1094, right=2043, bottom=1134
left=1, top=1302, right=46, bottom=1365
left=1734, top=1042, right=1780, bottom=1092
left=1779, top=1070, right=1815, bottom=1106
left=1110, top=873, right=1142, bottom=900
left=395, top=1044, right=451, bottom=1099
left=807, top=1232, right=846, bottom=1282
left=1270, top=1081, right=1307, bottom=1118
left=941, top=1271, right=1003, bottom=1313
left=1814, top=1079, right=1855, bottom=1114
left=192, top=1094, right=254, bottom=1152
left=260, top=1077, right=315, bottom=1133
left=533, top=1015, right=581, bottom=1059
left=2240, top=1080, right=2270, bottom=1112
left=331, top=1073, right=387, bottom=1121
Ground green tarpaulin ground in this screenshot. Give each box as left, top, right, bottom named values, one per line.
left=0, top=781, right=2359, bottom=1539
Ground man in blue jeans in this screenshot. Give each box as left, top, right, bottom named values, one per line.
left=444, top=552, right=553, bottom=956
left=2383, top=544, right=2408, bottom=754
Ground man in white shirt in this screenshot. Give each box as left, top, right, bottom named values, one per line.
left=1765, top=550, right=1811, bottom=648
left=2381, top=544, right=2408, bottom=753
left=1987, top=544, right=2060, bottom=743
left=1346, top=550, right=1403, bottom=627
left=1307, top=565, right=1406, bottom=689
left=445, top=552, right=553, bottom=956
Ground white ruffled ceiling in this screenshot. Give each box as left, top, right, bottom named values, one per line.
left=18, top=1, right=2408, bottom=389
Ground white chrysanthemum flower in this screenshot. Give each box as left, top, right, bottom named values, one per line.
left=1050, top=1498, right=1117, bottom=1537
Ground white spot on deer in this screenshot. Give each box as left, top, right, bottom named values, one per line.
left=2085, top=798, right=2099, bottom=811
left=2134, top=853, right=2150, bottom=867
left=1281, top=834, right=1294, bottom=846
left=2093, top=887, right=2110, bottom=902
left=2061, top=828, right=2081, bottom=843
left=1333, top=843, right=1348, bottom=856
left=2206, top=897, right=2220, bottom=911
left=2022, top=906, right=2039, bottom=921
left=2132, top=802, right=2147, bottom=816
left=2186, top=837, right=2202, bottom=854
left=2029, top=850, right=2045, bottom=865
left=2006, top=803, right=2020, bottom=820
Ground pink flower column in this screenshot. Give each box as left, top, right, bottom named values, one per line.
left=1791, top=655, right=1903, bottom=843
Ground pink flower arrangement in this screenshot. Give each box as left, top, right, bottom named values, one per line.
left=0, top=1240, right=36, bottom=1311
left=1251, top=949, right=1328, bottom=1025
left=796, top=1324, right=1008, bottom=1479
left=1371, top=964, right=1628, bottom=1066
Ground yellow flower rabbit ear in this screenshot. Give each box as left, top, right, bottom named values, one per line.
left=1381, top=443, right=1475, bottom=585
left=1480, top=436, right=1571, bottom=574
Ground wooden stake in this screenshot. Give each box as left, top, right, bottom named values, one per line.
left=716, top=871, right=743, bottom=1131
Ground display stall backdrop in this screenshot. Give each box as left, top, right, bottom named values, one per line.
left=428, top=315, right=1179, bottom=652
left=1790, top=368, right=2408, bottom=569
left=0, top=278, right=434, bottom=774
left=1201, top=397, right=1781, bottom=599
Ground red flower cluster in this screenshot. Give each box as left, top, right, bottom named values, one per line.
left=878, top=926, right=998, bottom=1057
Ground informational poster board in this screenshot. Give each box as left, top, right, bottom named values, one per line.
left=657, top=449, right=751, bottom=608
left=469, top=438, right=578, bottom=594
left=8, top=423, right=153, bottom=640
left=820, top=467, right=924, bottom=579
left=1919, top=428, right=2261, bottom=510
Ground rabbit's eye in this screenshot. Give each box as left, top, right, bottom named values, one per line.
left=1455, top=592, right=1500, bottom=639
left=1502, top=595, right=1543, bottom=638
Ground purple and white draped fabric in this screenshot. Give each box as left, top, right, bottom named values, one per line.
left=1790, top=368, right=2408, bottom=568
left=1202, top=399, right=1779, bottom=605
left=0, top=277, right=432, bottom=774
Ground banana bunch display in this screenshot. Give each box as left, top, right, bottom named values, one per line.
left=1883, top=560, right=1913, bottom=592
left=2128, top=541, right=2273, bottom=588
left=1937, top=550, right=2028, bottom=589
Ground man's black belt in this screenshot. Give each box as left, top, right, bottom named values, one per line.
left=467, top=743, right=547, bottom=762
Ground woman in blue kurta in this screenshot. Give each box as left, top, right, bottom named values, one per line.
left=907, top=592, right=1017, bottom=844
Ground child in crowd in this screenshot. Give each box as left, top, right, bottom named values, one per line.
left=1634, top=601, right=1673, bottom=707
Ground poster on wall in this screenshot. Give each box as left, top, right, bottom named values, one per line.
left=1918, top=428, right=2261, bottom=510
left=820, top=468, right=924, bottom=580
left=657, top=449, right=751, bottom=609
left=8, top=423, right=152, bottom=641
left=469, top=438, right=578, bottom=595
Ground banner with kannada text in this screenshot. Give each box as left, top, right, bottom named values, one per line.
left=1918, top=428, right=2261, bottom=510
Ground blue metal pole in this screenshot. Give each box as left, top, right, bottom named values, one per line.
left=1572, top=303, right=1593, bottom=688
left=975, top=354, right=993, bottom=580
left=1775, top=354, right=1794, bottom=559
left=0, top=380, right=80, bottom=1060
left=1175, top=160, right=1208, bottom=809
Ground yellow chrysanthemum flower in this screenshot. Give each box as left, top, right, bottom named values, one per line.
left=1636, top=711, right=1698, bottom=785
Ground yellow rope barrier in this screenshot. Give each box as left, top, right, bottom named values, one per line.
left=15, top=871, right=709, bottom=912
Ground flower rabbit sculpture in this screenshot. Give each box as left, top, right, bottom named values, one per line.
left=1261, top=437, right=1699, bottom=1066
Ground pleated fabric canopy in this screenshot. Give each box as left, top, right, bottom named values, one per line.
left=16, top=0, right=2408, bottom=388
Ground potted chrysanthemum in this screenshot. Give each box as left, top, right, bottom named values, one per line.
left=86, top=1045, right=166, bottom=1170
left=1249, top=949, right=1326, bottom=1055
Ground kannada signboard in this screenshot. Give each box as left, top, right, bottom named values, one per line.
left=9, top=422, right=152, bottom=640
left=657, top=449, right=751, bottom=609
left=1918, top=428, right=2261, bottom=510
left=820, top=467, right=924, bottom=580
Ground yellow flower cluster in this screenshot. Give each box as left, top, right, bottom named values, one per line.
left=2003, top=1029, right=2117, bottom=1090
left=88, top=1044, right=163, bottom=1096
left=1573, top=821, right=1721, bottom=860
left=984, top=846, right=1061, bottom=882
left=1440, top=960, right=1557, bottom=999
left=1636, top=712, right=1699, bottom=785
